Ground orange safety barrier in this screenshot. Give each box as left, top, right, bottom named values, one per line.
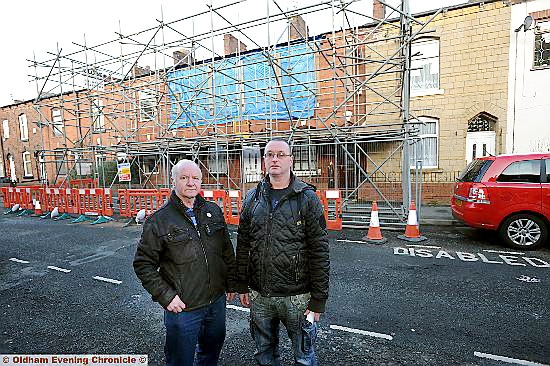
left=25, top=186, right=45, bottom=211
left=73, top=188, right=107, bottom=217
left=323, top=190, right=343, bottom=231
left=226, top=190, right=242, bottom=225
left=1, top=187, right=11, bottom=208
left=200, top=190, right=227, bottom=211
left=70, top=178, right=98, bottom=189
left=160, top=188, right=171, bottom=202
left=118, top=189, right=165, bottom=218
left=43, top=187, right=70, bottom=214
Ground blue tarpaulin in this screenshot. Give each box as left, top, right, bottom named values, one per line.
left=167, top=41, right=317, bottom=129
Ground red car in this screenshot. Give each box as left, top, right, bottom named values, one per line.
left=451, top=153, right=550, bottom=250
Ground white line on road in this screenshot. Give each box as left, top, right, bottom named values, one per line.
left=406, top=244, right=441, bottom=249
left=92, top=276, right=122, bottom=285
left=9, top=258, right=29, bottom=264
left=226, top=304, right=250, bottom=313
left=330, top=324, right=393, bottom=340
left=483, top=249, right=525, bottom=255
left=336, top=239, right=367, bottom=244
left=47, top=266, right=71, bottom=273
left=474, top=351, right=548, bottom=365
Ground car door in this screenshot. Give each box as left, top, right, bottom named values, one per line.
left=542, top=159, right=550, bottom=221
left=491, top=159, right=542, bottom=219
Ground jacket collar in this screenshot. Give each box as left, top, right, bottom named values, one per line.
left=170, top=190, right=206, bottom=214
left=259, top=172, right=311, bottom=196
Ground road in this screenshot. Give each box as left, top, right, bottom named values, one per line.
left=0, top=215, right=549, bottom=365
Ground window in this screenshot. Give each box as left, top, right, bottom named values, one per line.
left=243, top=146, right=262, bottom=183
left=38, top=153, right=47, bottom=183
left=293, top=145, right=317, bottom=173
left=208, top=148, right=228, bottom=174
left=534, top=21, right=550, bottom=68
left=0, top=158, right=4, bottom=177
left=410, top=117, right=438, bottom=169
left=54, top=150, right=67, bottom=175
left=497, top=160, right=541, bottom=183
left=2, top=119, right=9, bottom=139
left=411, top=39, right=440, bottom=94
left=545, top=159, right=550, bottom=182
left=52, top=109, right=64, bottom=136
left=139, top=90, right=157, bottom=121
left=22, top=151, right=33, bottom=177
left=19, top=114, right=28, bottom=141
left=141, top=156, right=159, bottom=174
left=8, top=154, right=16, bottom=181
left=91, top=98, right=105, bottom=131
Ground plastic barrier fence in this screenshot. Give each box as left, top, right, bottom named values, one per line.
left=323, top=190, right=343, bottom=231
left=226, top=190, right=241, bottom=225
left=118, top=189, right=167, bottom=218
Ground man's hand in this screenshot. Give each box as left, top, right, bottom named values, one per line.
left=239, top=293, right=250, bottom=308
left=167, top=295, right=186, bottom=313
left=304, top=309, right=321, bottom=322
left=227, top=292, right=236, bottom=302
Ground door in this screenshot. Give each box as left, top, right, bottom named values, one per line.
left=466, top=131, right=495, bottom=164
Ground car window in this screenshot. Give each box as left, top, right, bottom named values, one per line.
left=546, top=159, right=550, bottom=183
left=496, top=159, right=541, bottom=183
left=457, top=159, right=493, bottom=182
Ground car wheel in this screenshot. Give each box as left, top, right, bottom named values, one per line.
left=499, top=214, right=548, bottom=250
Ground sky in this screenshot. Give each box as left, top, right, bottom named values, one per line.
left=0, top=0, right=466, bottom=107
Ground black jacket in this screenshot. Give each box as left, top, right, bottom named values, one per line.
left=235, top=174, right=330, bottom=313
left=133, top=191, right=236, bottom=311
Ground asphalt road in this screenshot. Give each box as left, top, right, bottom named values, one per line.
left=0, top=215, right=549, bottom=365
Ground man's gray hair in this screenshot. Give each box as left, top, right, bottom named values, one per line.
left=171, top=159, right=202, bottom=181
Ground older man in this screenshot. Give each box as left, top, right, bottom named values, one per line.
left=134, top=159, right=236, bottom=366
left=236, top=138, right=330, bottom=366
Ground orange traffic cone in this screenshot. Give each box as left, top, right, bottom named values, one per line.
left=398, top=201, right=427, bottom=242
left=363, top=201, right=387, bottom=244
left=32, top=200, right=42, bottom=216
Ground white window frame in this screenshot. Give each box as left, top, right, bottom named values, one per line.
left=534, top=20, right=550, bottom=68
left=22, top=151, right=33, bottom=177
left=293, top=145, right=318, bottom=175
left=54, top=150, right=67, bottom=176
left=410, top=117, right=438, bottom=169
left=139, top=89, right=158, bottom=121
left=52, top=109, right=64, bottom=136
left=91, top=99, right=105, bottom=132
left=19, top=114, right=29, bottom=141
left=38, top=154, right=47, bottom=183
left=0, top=158, right=4, bottom=177
left=410, top=39, right=442, bottom=96
left=243, top=145, right=262, bottom=183
left=2, top=119, right=9, bottom=139
left=208, top=148, right=228, bottom=174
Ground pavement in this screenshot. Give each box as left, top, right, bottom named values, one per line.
left=417, top=205, right=460, bottom=227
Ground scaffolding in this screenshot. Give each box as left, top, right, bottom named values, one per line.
left=30, top=0, right=439, bottom=227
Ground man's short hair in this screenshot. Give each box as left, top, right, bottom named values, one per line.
left=264, top=138, right=292, bottom=154
left=171, top=159, right=202, bottom=181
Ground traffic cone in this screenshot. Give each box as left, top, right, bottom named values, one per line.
left=33, top=200, right=42, bottom=216
left=362, top=201, right=387, bottom=244
left=398, top=201, right=427, bottom=242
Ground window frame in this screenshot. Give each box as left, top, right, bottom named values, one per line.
left=292, top=145, right=318, bottom=175
left=22, top=151, right=33, bottom=178
left=496, top=159, right=542, bottom=184
left=91, top=98, right=105, bottom=132
left=19, top=114, right=29, bottom=141
left=0, top=157, right=4, bottom=177
left=52, top=108, right=64, bottom=136
left=2, top=119, right=9, bottom=139
left=533, top=20, right=550, bottom=69
left=208, top=148, right=228, bottom=175
left=139, top=89, right=158, bottom=121
left=409, top=117, right=439, bottom=169
left=410, top=38, right=442, bottom=96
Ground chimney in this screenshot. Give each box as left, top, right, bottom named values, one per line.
left=373, top=0, right=385, bottom=20
left=132, top=65, right=151, bottom=77
left=173, top=49, right=194, bottom=66
left=289, top=15, right=308, bottom=40
left=223, top=34, right=247, bottom=56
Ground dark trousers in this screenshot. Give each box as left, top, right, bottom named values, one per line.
left=250, top=290, right=318, bottom=366
left=164, top=294, right=226, bottom=366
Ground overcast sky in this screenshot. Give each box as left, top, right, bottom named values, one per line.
left=0, top=0, right=466, bottom=107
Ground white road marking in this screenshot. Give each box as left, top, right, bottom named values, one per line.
left=92, top=276, right=122, bottom=285
left=406, top=244, right=441, bottom=249
left=226, top=304, right=250, bottom=313
left=9, top=258, right=29, bottom=264
left=330, top=324, right=393, bottom=340
left=47, top=266, right=71, bottom=273
left=483, top=249, right=525, bottom=255
left=474, top=351, right=548, bottom=365
left=336, top=239, right=367, bottom=244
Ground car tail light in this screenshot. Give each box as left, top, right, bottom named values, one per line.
left=468, top=184, right=490, bottom=204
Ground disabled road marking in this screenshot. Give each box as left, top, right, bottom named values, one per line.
left=47, top=266, right=71, bottom=273
left=474, top=351, right=548, bottom=365
left=9, top=258, right=30, bottom=264
left=483, top=249, right=525, bottom=255
left=226, top=304, right=250, bottom=313
left=336, top=239, right=367, bottom=244
left=330, top=324, right=393, bottom=340
left=92, top=276, right=122, bottom=285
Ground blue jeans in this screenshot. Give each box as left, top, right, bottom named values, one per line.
left=164, top=294, right=226, bottom=366
left=249, top=290, right=318, bottom=366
